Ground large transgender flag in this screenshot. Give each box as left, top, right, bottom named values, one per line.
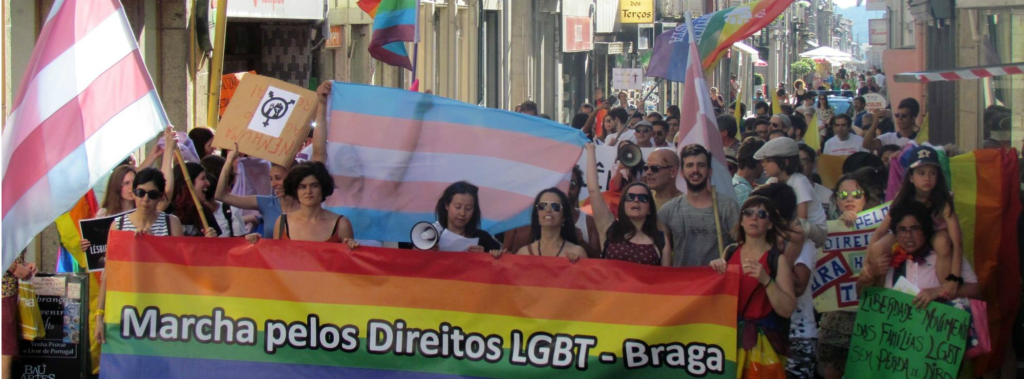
left=2, top=0, right=168, bottom=271
left=675, top=14, right=737, bottom=203
left=325, top=82, right=588, bottom=242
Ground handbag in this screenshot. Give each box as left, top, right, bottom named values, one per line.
left=17, top=280, right=45, bottom=340
left=950, top=298, right=991, bottom=358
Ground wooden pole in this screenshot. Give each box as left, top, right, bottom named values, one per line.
left=172, top=148, right=211, bottom=232
left=710, top=185, right=725, bottom=259
left=206, top=0, right=229, bottom=128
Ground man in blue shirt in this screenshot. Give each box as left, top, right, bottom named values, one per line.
left=852, top=96, right=868, bottom=134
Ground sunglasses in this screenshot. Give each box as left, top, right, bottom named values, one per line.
left=636, top=128, right=652, bottom=133
left=770, top=122, right=781, bottom=128
left=134, top=188, right=163, bottom=200
left=894, top=113, right=910, bottom=119
left=536, top=202, right=563, bottom=212
left=654, top=131, right=665, bottom=136
left=642, top=165, right=673, bottom=174
left=625, top=193, right=651, bottom=203
left=742, top=209, right=770, bottom=220
left=838, top=190, right=865, bottom=200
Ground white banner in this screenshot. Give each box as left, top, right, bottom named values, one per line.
left=576, top=145, right=659, bottom=199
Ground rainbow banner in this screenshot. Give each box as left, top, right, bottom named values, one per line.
left=100, top=232, right=740, bottom=378
left=950, top=148, right=1021, bottom=376
left=358, top=0, right=420, bottom=70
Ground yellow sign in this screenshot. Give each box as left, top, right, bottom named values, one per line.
left=620, top=0, right=654, bottom=24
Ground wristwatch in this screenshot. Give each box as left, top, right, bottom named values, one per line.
left=945, top=274, right=964, bottom=285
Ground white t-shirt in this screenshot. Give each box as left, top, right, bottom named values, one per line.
left=814, top=183, right=833, bottom=215
left=796, top=105, right=815, bottom=117
left=791, top=240, right=819, bottom=339
left=213, top=202, right=248, bottom=237
left=823, top=134, right=868, bottom=156
left=613, top=128, right=638, bottom=144
left=874, top=73, right=886, bottom=87
left=877, top=132, right=913, bottom=149
left=787, top=173, right=827, bottom=228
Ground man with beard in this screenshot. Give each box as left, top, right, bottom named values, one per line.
left=644, top=148, right=682, bottom=212
left=658, top=144, right=740, bottom=267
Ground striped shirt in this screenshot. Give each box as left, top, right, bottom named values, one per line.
left=114, top=211, right=171, bottom=236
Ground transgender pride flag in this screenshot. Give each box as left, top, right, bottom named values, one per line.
left=325, top=82, right=588, bottom=242
left=2, top=0, right=167, bottom=271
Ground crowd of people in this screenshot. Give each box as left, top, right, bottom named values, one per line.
left=1, top=72, right=1013, bottom=378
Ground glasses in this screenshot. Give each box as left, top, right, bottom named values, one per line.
left=896, top=225, right=923, bottom=236
left=742, top=209, right=769, bottom=220
left=654, top=131, right=665, bottom=136
left=636, top=128, right=652, bottom=133
left=536, top=202, right=563, bottom=212
left=838, top=190, right=864, bottom=200
left=642, top=165, right=674, bottom=174
left=770, top=122, right=781, bottom=128
left=134, top=188, right=162, bottom=200
left=625, top=193, right=650, bottom=203
left=894, top=113, right=910, bottom=119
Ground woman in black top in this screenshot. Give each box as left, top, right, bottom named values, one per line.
left=433, top=181, right=502, bottom=252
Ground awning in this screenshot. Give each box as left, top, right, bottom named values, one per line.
left=894, top=62, right=1024, bottom=83
left=732, top=42, right=760, bottom=57
left=754, top=58, right=768, bottom=66
left=799, top=46, right=853, bottom=61
left=806, top=40, right=820, bottom=48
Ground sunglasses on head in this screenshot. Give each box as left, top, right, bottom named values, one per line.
left=134, top=188, right=162, bottom=200
left=536, top=202, right=563, bottom=212
left=625, top=193, right=651, bottom=203
left=742, top=209, right=769, bottom=220
left=838, top=190, right=864, bottom=200
left=642, top=165, right=673, bottom=174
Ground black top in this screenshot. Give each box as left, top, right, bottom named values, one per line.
left=464, top=229, right=502, bottom=251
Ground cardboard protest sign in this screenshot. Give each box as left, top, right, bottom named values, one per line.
left=212, top=74, right=316, bottom=167
left=846, top=287, right=970, bottom=379
left=817, top=154, right=848, bottom=190
left=812, top=202, right=890, bottom=312
left=219, top=71, right=255, bottom=117
left=863, top=93, right=887, bottom=113
left=79, top=211, right=130, bottom=271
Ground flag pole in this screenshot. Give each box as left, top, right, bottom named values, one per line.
left=206, top=0, right=229, bottom=129
left=641, top=78, right=663, bottom=110
left=172, top=148, right=211, bottom=233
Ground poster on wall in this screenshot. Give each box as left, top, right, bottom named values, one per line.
left=14, top=274, right=89, bottom=379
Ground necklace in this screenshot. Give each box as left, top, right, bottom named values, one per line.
left=538, top=239, right=566, bottom=257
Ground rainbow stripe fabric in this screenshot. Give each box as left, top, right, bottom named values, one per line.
left=100, top=232, right=740, bottom=378
left=697, top=0, right=794, bottom=70
left=324, top=82, right=588, bottom=243
left=950, top=148, right=1021, bottom=375
left=358, top=0, right=419, bottom=70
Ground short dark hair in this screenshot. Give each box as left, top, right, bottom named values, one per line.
left=283, top=161, right=335, bottom=202
left=630, top=111, right=644, bottom=120
left=879, top=144, right=901, bottom=157
left=790, top=114, right=807, bottom=137
left=519, top=101, right=538, bottom=114
left=666, top=115, right=680, bottom=123
left=647, top=111, right=664, bottom=121
left=738, top=138, right=765, bottom=170
left=571, top=112, right=589, bottom=129
left=651, top=120, right=669, bottom=132
left=751, top=183, right=797, bottom=222
left=435, top=181, right=482, bottom=234
left=717, top=114, right=738, bottom=138
left=798, top=143, right=817, bottom=163
left=755, top=101, right=769, bottom=112
left=608, top=107, right=629, bottom=123
left=888, top=201, right=934, bottom=242
left=753, top=118, right=770, bottom=130
left=730, top=102, right=746, bottom=116
left=134, top=167, right=167, bottom=192
left=733, top=195, right=794, bottom=244
left=766, top=155, right=801, bottom=175
left=854, top=96, right=866, bottom=105
left=742, top=117, right=756, bottom=134
left=581, top=103, right=594, bottom=111
left=667, top=105, right=681, bottom=118
left=780, top=104, right=794, bottom=115
left=832, top=113, right=852, bottom=127
left=897, top=98, right=920, bottom=118
left=680, top=144, right=712, bottom=166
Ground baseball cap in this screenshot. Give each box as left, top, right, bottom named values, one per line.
left=908, top=146, right=940, bottom=169
left=634, top=121, right=653, bottom=130
left=753, top=137, right=799, bottom=160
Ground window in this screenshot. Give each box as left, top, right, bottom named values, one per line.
left=978, top=12, right=1023, bottom=149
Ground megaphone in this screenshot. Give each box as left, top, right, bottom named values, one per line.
left=411, top=222, right=440, bottom=250
left=618, top=141, right=643, bottom=168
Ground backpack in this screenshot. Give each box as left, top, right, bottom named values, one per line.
left=724, top=243, right=782, bottom=280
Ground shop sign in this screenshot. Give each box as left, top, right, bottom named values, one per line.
left=869, top=18, right=887, bottom=45
left=620, top=0, right=654, bottom=24
left=218, top=0, right=324, bottom=20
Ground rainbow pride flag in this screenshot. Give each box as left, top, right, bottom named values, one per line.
left=325, top=82, right=587, bottom=242
left=358, top=0, right=419, bottom=70
left=950, top=148, right=1021, bottom=376
left=100, top=232, right=740, bottom=377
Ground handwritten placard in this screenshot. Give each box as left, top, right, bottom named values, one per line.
left=211, top=74, right=316, bottom=167
left=219, top=71, right=255, bottom=117
left=846, top=288, right=970, bottom=379
left=812, top=202, right=890, bottom=312
left=864, top=93, right=887, bottom=113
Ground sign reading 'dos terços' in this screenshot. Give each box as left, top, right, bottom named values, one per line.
left=846, top=288, right=969, bottom=379
left=620, top=0, right=654, bottom=24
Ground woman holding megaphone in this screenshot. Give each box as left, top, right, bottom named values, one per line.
left=428, top=181, right=502, bottom=252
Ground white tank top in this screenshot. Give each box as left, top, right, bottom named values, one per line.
left=574, top=211, right=590, bottom=244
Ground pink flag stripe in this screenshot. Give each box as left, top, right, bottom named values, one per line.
left=329, top=110, right=582, bottom=172
left=2, top=53, right=153, bottom=218
left=10, top=0, right=119, bottom=111
left=3, top=9, right=138, bottom=171
left=324, top=176, right=538, bottom=220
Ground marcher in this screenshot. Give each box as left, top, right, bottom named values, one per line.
left=168, top=162, right=220, bottom=238
left=864, top=98, right=919, bottom=151
left=503, top=168, right=600, bottom=257
left=643, top=148, right=683, bottom=211
left=272, top=161, right=356, bottom=245
left=659, top=144, right=739, bottom=267
left=431, top=181, right=502, bottom=252
left=95, top=167, right=186, bottom=344
left=719, top=115, right=741, bottom=158
left=815, top=92, right=835, bottom=137
left=651, top=120, right=672, bottom=147
left=201, top=155, right=250, bottom=237
left=710, top=195, right=796, bottom=378
left=852, top=96, right=868, bottom=134
left=752, top=118, right=770, bottom=141
left=733, top=138, right=765, bottom=204
left=634, top=121, right=654, bottom=148
left=823, top=114, right=866, bottom=156
left=188, top=127, right=216, bottom=158
left=2, top=253, right=36, bottom=378
left=585, top=144, right=672, bottom=266
left=755, top=138, right=828, bottom=247
left=494, top=188, right=585, bottom=262
left=604, top=107, right=634, bottom=145
left=710, top=87, right=725, bottom=115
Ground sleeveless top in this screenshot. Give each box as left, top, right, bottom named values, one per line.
left=114, top=211, right=171, bottom=236
left=279, top=214, right=344, bottom=243
left=604, top=241, right=661, bottom=266
left=730, top=247, right=775, bottom=320
left=525, top=241, right=565, bottom=257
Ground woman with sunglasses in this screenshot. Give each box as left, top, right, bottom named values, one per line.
left=94, top=167, right=185, bottom=345
left=585, top=144, right=671, bottom=266
left=814, top=93, right=834, bottom=140
left=496, top=188, right=585, bottom=262
left=710, top=196, right=797, bottom=377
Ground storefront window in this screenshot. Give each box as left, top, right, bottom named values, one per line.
left=979, top=12, right=1024, bottom=150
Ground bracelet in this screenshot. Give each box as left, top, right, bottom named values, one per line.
left=945, top=274, right=964, bottom=285
left=763, top=278, right=774, bottom=288
left=96, top=309, right=105, bottom=316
